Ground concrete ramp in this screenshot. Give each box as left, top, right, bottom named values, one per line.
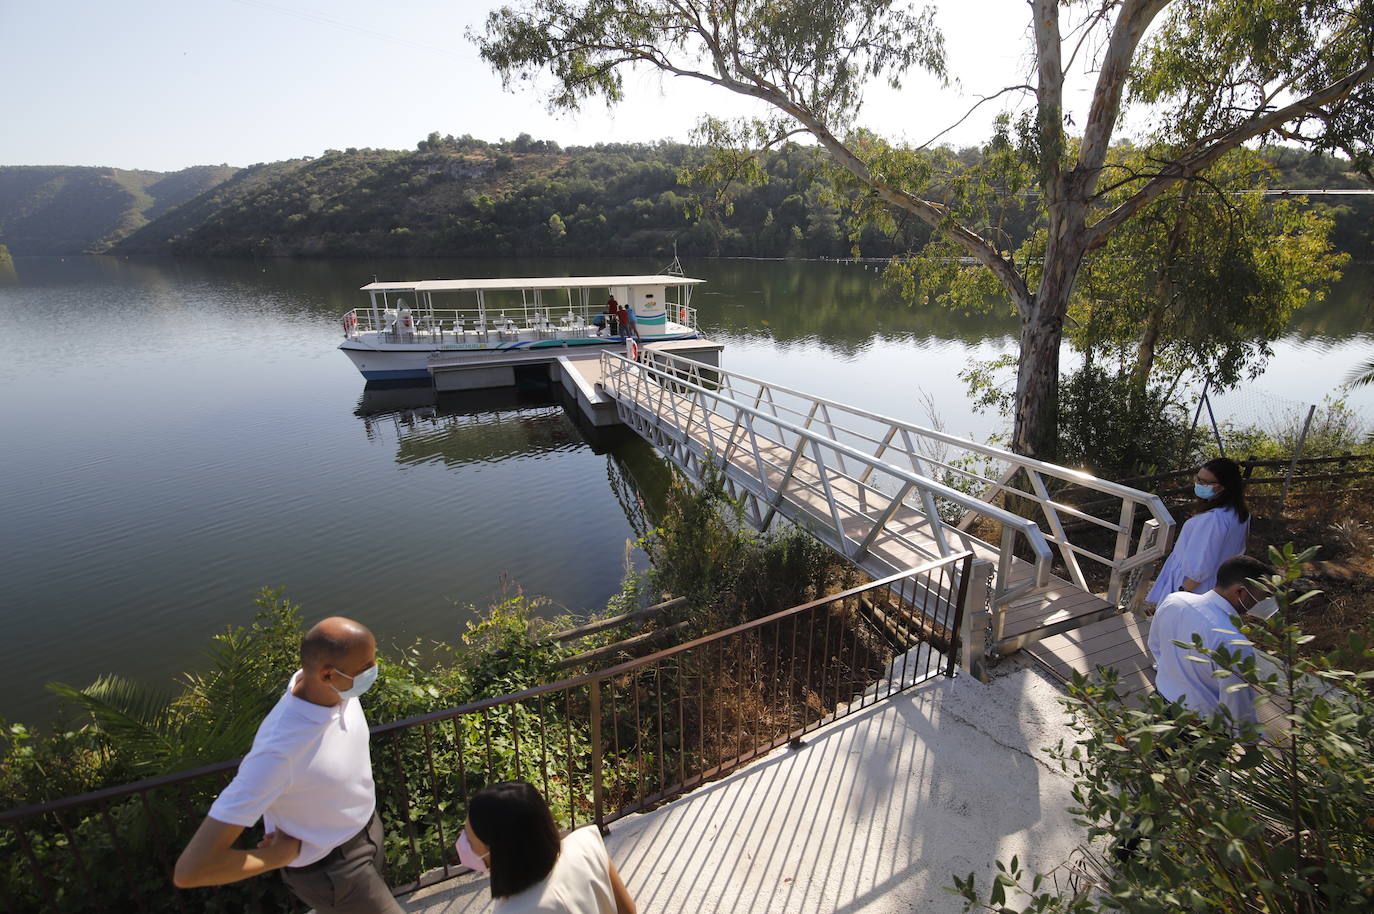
left=401, top=662, right=1085, bottom=914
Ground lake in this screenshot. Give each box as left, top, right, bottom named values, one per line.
left=1, top=255, right=1370, bottom=726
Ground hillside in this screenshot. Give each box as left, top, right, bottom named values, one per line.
left=113, top=137, right=893, bottom=260
left=1, top=136, right=1370, bottom=261
left=0, top=165, right=237, bottom=254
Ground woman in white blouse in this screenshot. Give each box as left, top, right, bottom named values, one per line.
left=1146, top=456, right=1251, bottom=604
left=456, top=781, right=636, bottom=914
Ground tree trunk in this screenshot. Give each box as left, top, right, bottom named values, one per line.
left=1012, top=298, right=1065, bottom=460
left=1133, top=307, right=1163, bottom=387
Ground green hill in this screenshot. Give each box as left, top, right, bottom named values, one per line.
left=0, top=165, right=238, bottom=254
left=1, top=136, right=1369, bottom=261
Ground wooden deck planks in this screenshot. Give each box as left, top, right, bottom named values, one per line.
left=1028, top=613, right=1156, bottom=705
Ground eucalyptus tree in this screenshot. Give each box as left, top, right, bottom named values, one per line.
left=477, top=0, right=1374, bottom=459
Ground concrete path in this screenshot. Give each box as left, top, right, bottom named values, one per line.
left=402, top=659, right=1085, bottom=914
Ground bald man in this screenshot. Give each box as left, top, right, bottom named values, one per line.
left=174, top=617, right=403, bottom=913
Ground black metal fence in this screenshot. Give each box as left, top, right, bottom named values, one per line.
left=1, top=554, right=971, bottom=912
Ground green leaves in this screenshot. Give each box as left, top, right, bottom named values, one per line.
left=950, top=541, right=1374, bottom=913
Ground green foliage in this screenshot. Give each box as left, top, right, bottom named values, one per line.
left=1055, top=366, right=1199, bottom=479
left=950, top=544, right=1374, bottom=913
left=1220, top=395, right=1373, bottom=461
left=641, top=466, right=850, bottom=629
left=1070, top=147, right=1348, bottom=391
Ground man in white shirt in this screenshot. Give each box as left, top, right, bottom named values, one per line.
left=1147, top=554, right=1272, bottom=732
left=174, top=616, right=404, bottom=913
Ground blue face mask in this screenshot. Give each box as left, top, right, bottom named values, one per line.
left=1194, top=482, right=1217, bottom=500
left=334, top=663, right=379, bottom=700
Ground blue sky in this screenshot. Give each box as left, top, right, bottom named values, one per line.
left=2, top=1, right=1042, bottom=171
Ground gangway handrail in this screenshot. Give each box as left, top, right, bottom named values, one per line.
left=599, top=350, right=1055, bottom=598
left=630, top=348, right=1175, bottom=607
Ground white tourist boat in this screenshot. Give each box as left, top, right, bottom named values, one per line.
left=339, top=273, right=704, bottom=381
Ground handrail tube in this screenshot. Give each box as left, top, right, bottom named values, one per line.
left=640, top=350, right=1166, bottom=506
left=634, top=349, right=1173, bottom=593
left=640, top=351, right=1172, bottom=548
left=604, top=352, right=1054, bottom=579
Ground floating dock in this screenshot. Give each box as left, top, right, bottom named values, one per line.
left=428, top=338, right=724, bottom=427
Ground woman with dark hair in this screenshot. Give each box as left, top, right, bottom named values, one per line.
left=1146, top=456, right=1251, bottom=604
left=455, top=781, right=636, bottom=914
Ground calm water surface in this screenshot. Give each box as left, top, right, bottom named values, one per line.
left=1, top=255, right=1371, bottom=725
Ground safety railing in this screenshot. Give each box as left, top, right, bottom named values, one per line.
left=341, top=303, right=698, bottom=344
left=600, top=349, right=1056, bottom=612
left=0, top=556, right=971, bottom=912
left=612, top=348, right=1173, bottom=610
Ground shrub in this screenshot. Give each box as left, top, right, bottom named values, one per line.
left=950, top=544, right=1374, bottom=913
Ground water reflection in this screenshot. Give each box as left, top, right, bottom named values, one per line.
left=353, top=380, right=674, bottom=519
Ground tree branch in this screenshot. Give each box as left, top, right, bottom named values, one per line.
left=917, top=84, right=1035, bottom=149
left=1078, top=0, right=1170, bottom=177
left=1085, top=58, right=1374, bottom=249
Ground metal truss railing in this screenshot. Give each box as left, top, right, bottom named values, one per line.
left=600, top=349, right=1061, bottom=612
left=601, top=348, right=1174, bottom=614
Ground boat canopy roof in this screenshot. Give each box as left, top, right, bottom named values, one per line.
left=361, top=274, right=704, bottom=293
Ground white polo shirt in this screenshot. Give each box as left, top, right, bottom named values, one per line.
left=1147, top=589, right=1256, bottom=730
left=208, top=671, right=375, bottom=866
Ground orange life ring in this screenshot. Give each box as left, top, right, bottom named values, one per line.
left=627, top=339, right=640, bottom=362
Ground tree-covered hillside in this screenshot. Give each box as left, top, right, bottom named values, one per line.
left=115, top=135, right=924, bottom=260
left=0, top=165, right=237, bottom=254
left=1, top=136, right=1369, bottom=261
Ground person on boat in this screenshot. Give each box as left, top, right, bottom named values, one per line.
left=456, top=781, right=636, bottom=914
left=592, top=295, right=621, bottom=335
left=1145, top=456, right=1250, bottom=606
left=174, top=617, right=402, bottom=914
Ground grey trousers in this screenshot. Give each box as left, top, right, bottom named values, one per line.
left=281, top=812, right=405, bottom=914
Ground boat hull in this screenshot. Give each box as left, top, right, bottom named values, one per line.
left=339, top=332, right=699, bottom=380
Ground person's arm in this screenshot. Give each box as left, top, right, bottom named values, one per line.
left=1179, top=577, right=1201, bottom=592
left=174, top=817, right=300, bottom=887
left=607, top=858, right=637, bottom=914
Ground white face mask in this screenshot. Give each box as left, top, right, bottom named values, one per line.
left=333, top=663, right=379, bottom=700
left=1247, top=596, right=1280, bottom=620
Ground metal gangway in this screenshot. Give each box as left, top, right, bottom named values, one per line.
left=598, top=348, right=1175, bottom=675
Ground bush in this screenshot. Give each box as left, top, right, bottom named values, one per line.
left=950, top=544, right=1374, bottom=913
left=1056, top=366, right=1198, bottom=480
left=1220, top=395, right=1373, bottom=461
left=642, top=466, right=851, bottom=630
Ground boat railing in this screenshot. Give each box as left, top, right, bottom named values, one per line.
left=341, top=306, right=609, bottom=344
left=343, top=304, right=699, bottom=343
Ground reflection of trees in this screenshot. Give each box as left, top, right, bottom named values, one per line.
left=605, top=437, right=675, bottom=544
left=1285, top=267, right=1374, bottom=341
left=686, top=260, right=1020, bottom=347
left=69, top=255, right=1374, bottom=347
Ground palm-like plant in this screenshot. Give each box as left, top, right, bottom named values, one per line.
left=1345, top=357, right=1374, bottom=387
left=48, top=588, right=303, bottom=776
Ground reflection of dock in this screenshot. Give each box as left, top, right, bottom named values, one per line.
left=429, top=338, right=724, bottom=428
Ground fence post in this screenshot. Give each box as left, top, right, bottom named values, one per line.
left=960, top=558, right=994, bottom=683
left=589, top=681, right=605, bottom=830
left=1121, top=519, right=1161, bottom=615
left=1279, top=404, right=1317, bottom=514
